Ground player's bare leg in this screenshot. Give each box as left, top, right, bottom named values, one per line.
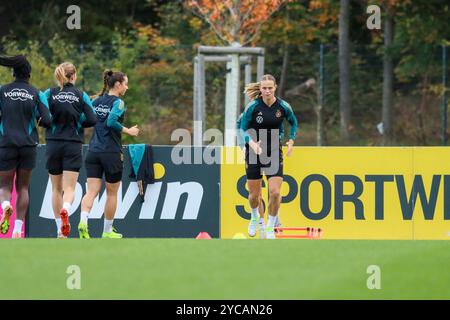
left=79, top=178, right=102, bottom=239
left=102, top=181, right=122, bottom=238
left=12, top=169, right=32, bottom=238
left=266, top=177, right=282, bottom=239
left=247, top=179, right=262, bottom=237
left=0, top=169, right=14, bottom=234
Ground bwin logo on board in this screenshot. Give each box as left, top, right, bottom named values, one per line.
left=4, top=89, right=33, bottom=101
left=52, top=92, right=80, bottom=103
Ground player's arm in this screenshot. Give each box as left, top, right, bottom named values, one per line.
left=279, top=121, right=285, bottom=141
left=80, top=92, right=97, bottom=127
left=236, top=113, right=246, bottom=149
left=240, top=101, right=258, bottom=143
left=281, top=101, right=298, bottom=145
left=106, top=99, right=139, bottom=136
left=36, top=90, right=52, bottom=128
left=281, top=101, right=297, bottom=156
left=36, top=89, right=50, bottom=124
left=0, top=86, right=2, bottom=122
left=240, top=101, right=261, bottom=154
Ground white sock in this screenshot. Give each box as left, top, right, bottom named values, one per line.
left=250, top=206, right=259, bottom=220
left=274, top=206, right=281, bottom=224
left=259, top=217, right=265, bottom=225
left=104, top=219, right=113, bottom=233
left=13, top=219, right=23, bottom=233
left=267, top=215, right=276, bottom=228
left=55, top=218, right=62, bottom=233
left=1, top=200, right=11, bottom=210
left=63, top=202, right=71, bottom=211
left=80, top=211, right=89, bottom=225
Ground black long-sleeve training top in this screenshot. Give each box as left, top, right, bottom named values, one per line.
left=0, top=79, right=52, bottom=147
left=43, top=83, right=97, bottom=143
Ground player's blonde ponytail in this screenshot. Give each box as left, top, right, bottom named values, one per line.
left=54, top=62, right=76, bottom=90
left=244, top=82, right=261, bottom=101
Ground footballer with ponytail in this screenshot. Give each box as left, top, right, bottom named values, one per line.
left=238, top=74, right=298, bottom=240
left=97, top=70, right=126, bottom=97
left=41, top=62, right=97, bottom=238
left=79, top=69, right=139, bottom=239
left=54, top=62, right=76, bottom=90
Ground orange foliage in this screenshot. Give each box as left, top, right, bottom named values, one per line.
left=186, top=0, right=291, bottom=45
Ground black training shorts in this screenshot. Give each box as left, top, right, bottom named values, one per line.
left=245, top=145, right=283, bottom=180
left=85, top=151, right=123, bottom=183
left=0, top=146, right=36, bottom=171
left=46, top=141, right=83, bottom=175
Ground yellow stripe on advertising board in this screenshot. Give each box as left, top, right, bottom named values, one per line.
left=221, top=147, right=450, bottom=240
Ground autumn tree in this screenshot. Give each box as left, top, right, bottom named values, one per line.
left=259, top=1, right=338, bottom=145
left=185, top=0, right=289, bottom=46
left=185, top=0, right=289, bottom=146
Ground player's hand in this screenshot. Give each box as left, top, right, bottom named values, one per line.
left=286, top=140, right=294, bottom=157
left=249, top=140, right=262, bottom=155
left=125, top=125, right=140, bottom=137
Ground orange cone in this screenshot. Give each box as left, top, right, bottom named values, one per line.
left=196, top=232, right=212, bottom=239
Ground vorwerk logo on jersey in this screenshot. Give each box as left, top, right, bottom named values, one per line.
left=94, top=104, right=111, bottom=117
left=52, top=92, right=80, bottom=103
left=4, top=88, right=33, bottom=101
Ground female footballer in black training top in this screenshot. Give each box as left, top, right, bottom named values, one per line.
left=239, top=74, right=298, bottom=239
left=0, top=55, right=52, bottom=238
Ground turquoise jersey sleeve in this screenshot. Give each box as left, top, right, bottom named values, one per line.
left=106, top=98, right=125, bottom=132
left=0, top=85, right=2, bottom=124
left=80, top=92, right=97, bottom=127
left=0, top=86, right=2, bottom=135
left=38, top=88, right=51, bottom=117
left=280, top=100, right=298, bottom=141
left=279, top=120, right=285, bottom=141
left=80, top=96, right=98, bottom=125
left=240, top=100, right=258, bottom=144
left=36, top=88, right=51, bottom=119
left=37, top=91, right=52, bottom=128
left=236, top=113, right=245, bottom=148
left=42, top=88, right=51, bottom=101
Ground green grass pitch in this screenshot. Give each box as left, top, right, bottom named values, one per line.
left=0, top=239, right=449, bottom=299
